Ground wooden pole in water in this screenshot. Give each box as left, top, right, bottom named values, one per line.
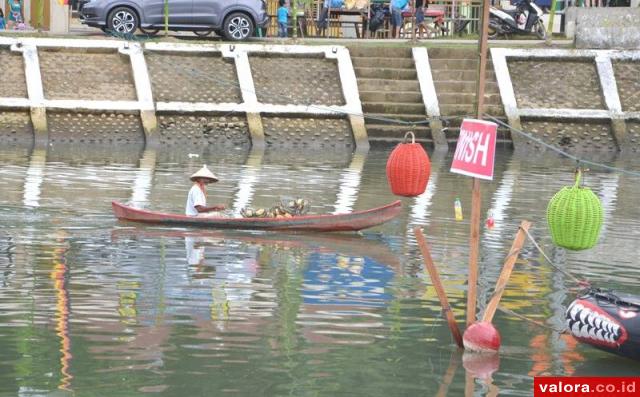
left=435, top=351, right=461, bottom=397
left=467, top=0, right=491, bottom=327
left=481, top=220, right=531, bottom=323
left=414, top=227, right=464, bottom=348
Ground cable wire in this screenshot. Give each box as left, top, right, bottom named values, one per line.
left=485, top=115, right=640, bottom=178
left=521, top=228, right=590, bottom=288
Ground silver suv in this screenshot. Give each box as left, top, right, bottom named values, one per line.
left=80, top=0, right=269, bottom=41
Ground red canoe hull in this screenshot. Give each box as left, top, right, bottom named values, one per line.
left=112, top=201, right=402, bottom=232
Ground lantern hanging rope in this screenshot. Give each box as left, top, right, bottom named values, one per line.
left=386, top=131, right=431, bottom=197
left=546, top=168, right=603, bottom=251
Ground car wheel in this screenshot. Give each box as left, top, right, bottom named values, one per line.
left=107, top=7, right=139, bottom=35
left=194, top=30, right=213, bottom=37
left=223, top=12, right=254, bottom=41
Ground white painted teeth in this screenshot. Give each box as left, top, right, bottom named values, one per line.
left=572, top=322, right=581, bottom=335
left=580, top=308, right=589, bottom=324
left=570, top=304, right=580, bottom=320
left=566, top=302, right=623, bottom=344
left=580, top=324, right=590, bottom=338
left=612, top=324, right=619, bottom=335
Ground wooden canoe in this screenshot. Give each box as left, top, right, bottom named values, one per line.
left=112, top=200, right=401, bottom=232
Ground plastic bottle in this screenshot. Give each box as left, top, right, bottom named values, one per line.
left=454, top=197, right=463, bottom=221
left=486, top=209, right=495, bottom=229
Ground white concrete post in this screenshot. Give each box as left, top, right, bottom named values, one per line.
left=330, top=47, right=369, bottom=151
left=412, top=47, right=447, bottom=149
left=13, top=43, right=48, bottom=147
left=120, top=43, right=158, bottom=145
left=490, top=48, right=524, bottom=149
left=225, top=46, right=265, bottom=151
left=595, top=54, right=626, bottom=150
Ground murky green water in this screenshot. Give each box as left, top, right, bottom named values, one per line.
left=0, top=143, right=639, bottom=396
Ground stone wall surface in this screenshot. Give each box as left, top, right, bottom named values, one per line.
left=0, top=49, right=27, bottom=98
left=250, top=56, right=345, bottom=105
left=47, top=112, right=145, bottom=144
left=569, top=7, right=640, bottom=49
left=521, top=119, right=617, bottom=152
left=0, top=111, right=33, bottom=145
left=509, top=60, right=604, bottom=109
left=39, top=50, right=136, bottom=100
left=626, top=121, right=640, bottom=152
left=613, top=61, right=640, bottom=113
left=261, top=117, right=353, bottom=148
left=146, top=53, right=241, bottom=103
left=156, top=114, right=251, bottom=147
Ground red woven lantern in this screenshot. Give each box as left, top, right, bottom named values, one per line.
left=386, top=132, right=431, bottom=197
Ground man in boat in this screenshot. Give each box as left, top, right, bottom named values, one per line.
left=185, top=165, right=226, bottom=217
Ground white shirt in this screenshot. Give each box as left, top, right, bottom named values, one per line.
left=185, top=184, right=206, bottom=216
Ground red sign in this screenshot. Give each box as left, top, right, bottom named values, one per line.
left=450, top=119, right=497, bottom=181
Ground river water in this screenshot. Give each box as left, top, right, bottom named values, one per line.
left=0, top=143, right=638, bottom=396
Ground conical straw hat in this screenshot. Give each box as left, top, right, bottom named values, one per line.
left=190, top=165, right=219, bottom=182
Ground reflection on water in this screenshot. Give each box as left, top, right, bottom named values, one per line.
left=0, top=144, right=639, bottom=396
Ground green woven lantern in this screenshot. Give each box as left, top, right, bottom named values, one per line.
left=546, top=170, right=603, bottom=250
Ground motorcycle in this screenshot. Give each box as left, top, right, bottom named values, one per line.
left=488, top=0, right=546, bottom=40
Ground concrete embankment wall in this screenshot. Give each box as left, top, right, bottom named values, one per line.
left=0, top=37, right=638, bottom=154
left=565, top=7, right=640, bottom=50
left=492, top=48, right=640, bottom=154
left=0, top=38, right=367, bottom=151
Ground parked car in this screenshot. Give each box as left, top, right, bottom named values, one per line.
left=79, top=0, right=269, bottom=41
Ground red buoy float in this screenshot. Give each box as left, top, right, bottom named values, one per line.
left=462, top=321, right=501, bottom=352
left=386, top=132, right=431, bottom=197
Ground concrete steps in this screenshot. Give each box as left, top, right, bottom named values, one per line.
left=357, top=78, right=421, bottom=92
left=351, top=57, right=415, bottom=69
left=355, top=67, right=417, bottom=80
left=360, top=91, right=423, bottom=103
left=435, top=81, right=501, bottom=94
left=428, top=47, right=505, bottom=144
left=437, top=92, right=503, bottom=105
left=439, top=104, right=505, bottom=117
left=348, top=46, right=412, bottom=58
left=428, top=58, right=481, bottom=70
left=366, top=124, right=430, bottom=140
left=350, top=45, right=430, bottom=143
left=363, top=102, right=426, bottom=115
left=365, top=113, right=429, bottom=124
left=428, top=47, right=482, bottom=59
left=432, top=69, right=496, bottom=81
